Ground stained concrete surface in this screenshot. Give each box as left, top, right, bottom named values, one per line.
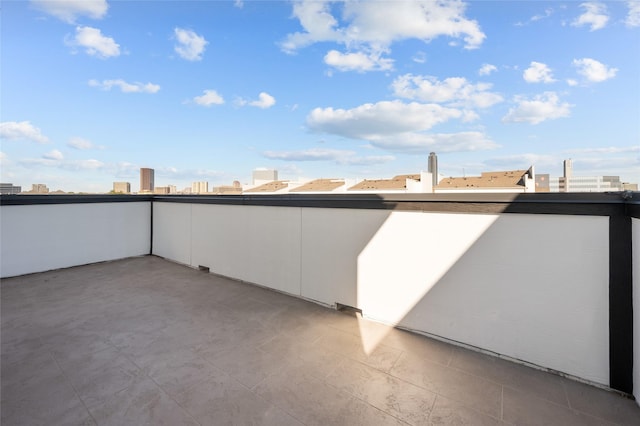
left=2, top=255, right=639, bottom=425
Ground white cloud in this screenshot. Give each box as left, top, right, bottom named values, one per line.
left=281, top=0, right=485, bottom=72
left=305, top=100, right=496, bottom=154
left=572, top=58, right=617, bottom=82
left=68, top=137, right=102, bottom=150
left=626, top=1, right=640, bottom=27
left=391, top=74, right=503, bottom=109
left=478, top=63, right=497, bottom=76
left=263, top=148, right=353, bottom=161
left=324, top=49, right=393, bottom=72
left=307, top=100, right=462, bottom=139
left=572, top=2, right=609, bottom=31
left=523, top=61, right=555, bottom=83
left=237, top=92, right=276, bottom=109
left=368, top=131, right=499, bottom=154
left=502, top=92, right=572, bottom=125
left=485, top=153, right=558, bottom=168
left=0, top=121, right=49, bottom=143
left=234, top=0, right=244, bottom=8
left=43, top=149, right=64, bottom=161
left=69, top=26, right=120, bottom=58
left=20, top=157, right=104, bottom=170
left=262, top=148, right=394, bottom=165
left=31, top=0, right=108, bottom=23
left=566, top=79, right=579, bottom=86
left=89, top=79, right=160, bottom=93
left=69, top=159, right=104, bottom=170
left=193, top=90, right=225, bottom=107
left=564, top=146, right=640, bottom=154
left=174, top=28, right=208, bottom=61
left=531, top=8, right=554, bottom=22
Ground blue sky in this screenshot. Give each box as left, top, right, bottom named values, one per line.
left=1, top=0, right=639, bottom=192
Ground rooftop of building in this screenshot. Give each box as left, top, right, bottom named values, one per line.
left=348, top=174, right=421, bottom=191
left=244, top=180, right=289, bottom=193
left=2, top=255, right=638, bottom=425
left=289, top=178, right=345, bottom=192
left=436, top=170, right=530, bottom=189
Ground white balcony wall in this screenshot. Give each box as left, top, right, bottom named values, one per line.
left=153, top=202, right=610, bottom=387
left=189, top=204, right=302, bottom=296
left=357, top=212, right=609, bottom=386
left=0, top=202, right=150, bottom=278
left=633, top=218, right=640, bottom=405
left=153, top=202, right=192, bottom=266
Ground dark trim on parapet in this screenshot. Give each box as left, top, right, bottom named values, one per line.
left=153, top=192, right=637, bottom=216
left=2, top=192, right=636, bottom=216
left=0, top=194, right=153, bottom=205
left=149, top=200, right=154, bottom=256
left=609, top=213, right=634, bottom=394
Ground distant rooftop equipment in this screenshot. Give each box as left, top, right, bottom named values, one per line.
left=428, top=152, right=438, bottom=188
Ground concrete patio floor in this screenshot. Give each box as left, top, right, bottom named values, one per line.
left=2, top=256, right=639, bottom=425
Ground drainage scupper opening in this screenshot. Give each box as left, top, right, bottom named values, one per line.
left=336, top=303, right=362, bottom=317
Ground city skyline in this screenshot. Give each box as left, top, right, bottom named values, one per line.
left=1, top=0, right=639, bottom=193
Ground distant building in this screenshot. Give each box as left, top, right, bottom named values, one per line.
left=211, top=181, right=243, bottom=195
left=154, top=186, right=170, bottom=194
left=113, top=182, right=131, bottom=194
left=290, top=179, right=346, bottom=193
left=168, top=185, right=177, bottom=194
left=552, top=176, right=624, bottom=192
left=0, top=183, right=21, bottom=194
left=244, top=180, right=289, bottom=193
left=623, top=182, right=638, bottom=191
left=348, top=173, right=433, bottom=193
left=31, top=184, right=49, bottom=194
left=550, top=159, right=628, bottom=192
left=535, top=174, right=550, bottom=192
left=191, top=181, right=209, bottom=194
left=428, top=152, right=439, bottom=188
left=252, top=169, right=278, bottom=185
left=140, top=168, right=154, bottom=193
left=435, top=168, right=535, bottom=193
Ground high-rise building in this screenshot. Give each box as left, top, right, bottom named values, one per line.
left=191, top=181, right=209, bottom=194
left=428, top=152, right=438, bottom=188
left=113, top=182, right=131, bottom=194
left=140, top=168, right=154, bottom=193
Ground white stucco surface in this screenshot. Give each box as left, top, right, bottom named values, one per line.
left=189, top=204, right=302, bottom=296
left=357, top=212, right=610, bottom=385
left=0, top=202, right=150, bottom=278
left=153, top=202, right=192, bottom=266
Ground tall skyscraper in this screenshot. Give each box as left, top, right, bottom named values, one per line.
left=140, top=168, right=154, bottom=193
left=428, top=152, right=438, bottom=188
